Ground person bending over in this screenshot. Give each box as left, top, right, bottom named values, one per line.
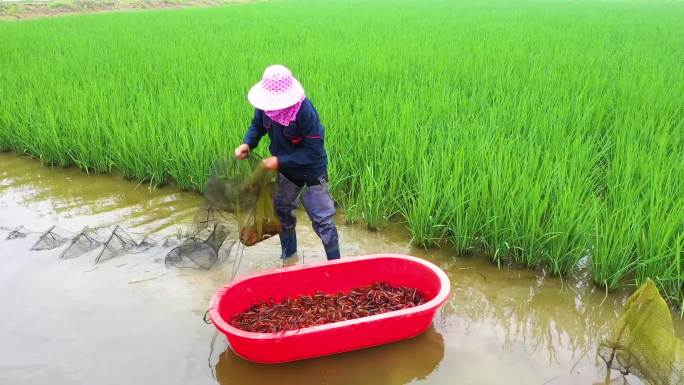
left=235, top=65, right=340, bottom=261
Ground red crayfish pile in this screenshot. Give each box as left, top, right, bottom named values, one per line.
left=238, top=221, right=280, bottom=246
left=230, top=282, right=426, bottom=333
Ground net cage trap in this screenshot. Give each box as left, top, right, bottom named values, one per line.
left=599, top=279, right=684, bottom=385
left=1, top=155, right=280, bottom=271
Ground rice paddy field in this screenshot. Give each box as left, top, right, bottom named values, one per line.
left=1, top=1, right=683, bottom=304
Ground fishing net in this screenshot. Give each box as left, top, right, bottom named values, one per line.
left=135, top=237, right=159, bottom=251
left=162, top=238, right=180, bottom=248
left=1, top=156, right=280, bottom=271
left=165, top=222, right=234, bottom=270
left=6, top=226, right=27, bottom=240
left=94, top=226, right=139, bottom=264
left=599, top=279, right=684, bottom=385
left=236, top=167, right=280, bottom=246
left=163, top=203, right=231, bottom=269
left=204, top=156, right=280, bottom=247
left=30, top=226, right=70, bottom=250
left=137, top=236, right=158, bottom=250
left=59, top=226, right=101, bottom=259
left=163, top=156, right=280, bottom=270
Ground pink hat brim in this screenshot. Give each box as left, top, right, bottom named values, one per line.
left=247, top=77, right=305, bottom=111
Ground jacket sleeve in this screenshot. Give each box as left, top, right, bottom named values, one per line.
left=243, top=109, right=266, bottom=149
left=277, top=103, right=325, bottom=169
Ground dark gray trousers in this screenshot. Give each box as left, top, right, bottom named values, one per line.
left=274, top=173, right=340, bottom=260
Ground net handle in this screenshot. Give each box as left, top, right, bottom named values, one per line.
left=203, top=310, right=213, bottom=325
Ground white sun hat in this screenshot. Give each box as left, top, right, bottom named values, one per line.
left=247, top=65, right=306, bottom=111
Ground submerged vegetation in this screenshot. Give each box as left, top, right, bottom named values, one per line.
left=0, top=1, right=682, bottom=303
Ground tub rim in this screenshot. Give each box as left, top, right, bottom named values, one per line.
left=208, top=253, right=451, bottom=340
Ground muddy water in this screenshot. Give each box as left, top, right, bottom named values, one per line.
left=0, top=152, right=679, bottom=385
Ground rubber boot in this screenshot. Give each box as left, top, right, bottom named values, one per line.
left=279, top=228, right=297, bottom=260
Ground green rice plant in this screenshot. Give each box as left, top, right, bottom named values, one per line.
left=0, top=0, right=683, bottom=303
left=404, top=158, right=451, bottom=248
left=631, top=136, right=684, bottom=302
left=591, top=202, right=641, bottom=291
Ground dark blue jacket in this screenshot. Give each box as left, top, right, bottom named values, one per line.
left=243, top=98, right=328, bottom=183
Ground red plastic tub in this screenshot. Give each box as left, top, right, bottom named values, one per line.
left=208, top=254, right=450, bottom=363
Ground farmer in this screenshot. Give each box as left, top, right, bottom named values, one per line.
left=234, top=64, right=340, bottom=261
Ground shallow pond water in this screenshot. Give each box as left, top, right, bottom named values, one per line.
left=1, top=152, right=679, bottom=385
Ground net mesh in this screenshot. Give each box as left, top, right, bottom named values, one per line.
left=163, top=204, right=228, bottom=269
left=30, top=226, right=70, bottom=250
left=7, top=226, right=27, bottom=240
left=164, top=156, right=278, bottom=268
left=165, top=224, right=234, bottom=270
left=205, top=156, right=280, bottom=247
left=59, top=226, right=101, bottom=259
left=162, top=238, right=180, bottom=248
left=94, top=226, right=139, bottom=264
left=137, top=237, right=158, bottom=251
left=599, top=279, right=684, bottom=385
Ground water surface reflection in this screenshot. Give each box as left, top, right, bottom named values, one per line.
left=2, top=153, right=676, bottom=385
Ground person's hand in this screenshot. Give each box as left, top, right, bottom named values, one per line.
left=262, top=156, right=279, bottom=171
left=234, top=144, right=250, bottom=160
